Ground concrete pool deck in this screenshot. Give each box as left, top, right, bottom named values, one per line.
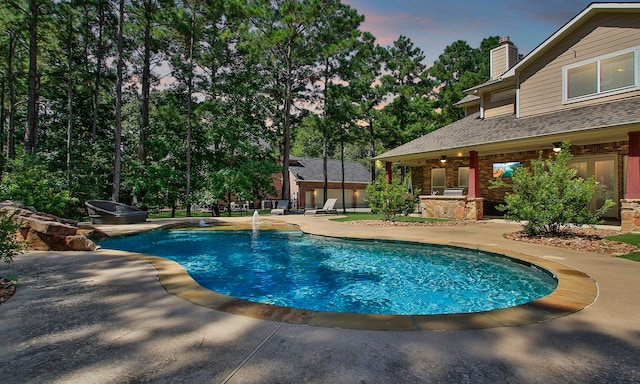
left=1, top=216, right=639, bottom=383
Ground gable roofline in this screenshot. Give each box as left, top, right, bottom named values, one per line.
left=504, top=2, right=640, bottom=78
left=466, top=2, right=640, bottom=94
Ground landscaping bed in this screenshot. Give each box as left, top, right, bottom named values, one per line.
left=350, top=219, right=639, bottom=255
left=504, top=227, right=639, bottom=255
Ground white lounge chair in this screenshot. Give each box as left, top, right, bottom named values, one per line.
left=270, top=200, right=289, bottom=215
left=304, top=198, right=338, bottom=215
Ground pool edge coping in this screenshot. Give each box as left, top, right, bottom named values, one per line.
left=95, top=219, right=597, bottom=331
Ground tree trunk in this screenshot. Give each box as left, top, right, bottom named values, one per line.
left=26, top=0, right=39, bottom=154
left=91, top=0, right=105, bottom=143
left=66, top=12, right=73, bottom=183
left=341, top=138, right=346, bottom=213
left=0, top=78, right=4, bottom=176
left=7, top=32, right=16, bottom=160
left=0, top=78, right=4, bottom=158
left=139, top=0, right=151, bottom=163
left=185, top=11, right=195, bottom=218
left=112, top=0, right=125, bottom=202
left=369, top=118, right=376, bottom=182
left=322, top=60, right=329, bottom=205
left=281, top=45, right=292, bottom=202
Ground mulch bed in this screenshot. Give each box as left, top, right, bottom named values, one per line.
left=350, top=220, right=481, bottom=228
left=504, top=228, right=639, bottom=255
left=350, top=220, right=639, bottom=255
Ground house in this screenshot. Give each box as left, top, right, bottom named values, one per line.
left=277, top=156, right=371, bottom=211
left=375, top=2, right=640, bottom=231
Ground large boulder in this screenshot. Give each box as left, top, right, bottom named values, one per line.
left=66, top=235, right=98, bottom=251
left=1, top=201, right=98, bottom=251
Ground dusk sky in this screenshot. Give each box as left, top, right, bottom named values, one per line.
left=343, top=0, right=640, bottom=67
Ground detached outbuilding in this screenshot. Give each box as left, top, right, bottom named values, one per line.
left=285, top=157, right=371, bottom=211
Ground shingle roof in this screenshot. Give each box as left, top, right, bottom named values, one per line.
left=454, top=94, right=480, bottom=106
left=290, top=157, right=371, bottom=183
left=376, top=97, right=640, bottom=160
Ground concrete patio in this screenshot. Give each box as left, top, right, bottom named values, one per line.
left=1, top=216, right=639, bottom=383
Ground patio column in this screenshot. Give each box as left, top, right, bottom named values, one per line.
left=621, top=131, right=640, bottom=232
left=385, top=162, right=392, bottom=184
left=468, top=151, right=480, bottom=198
left=625, top=132, right=640, bottom=199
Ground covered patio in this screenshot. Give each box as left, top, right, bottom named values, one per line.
left=376, top=98, right=640, bottom=231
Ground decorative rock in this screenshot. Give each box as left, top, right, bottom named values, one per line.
left=1, top=200, right=102, bottom=252
left=77, top=226, right=108, bottom=241
left=66, top=235, right=98, bottom=251
left=20, top=216, right=77, bottom=236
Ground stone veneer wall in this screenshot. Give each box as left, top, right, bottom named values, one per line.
left=621, top=199, right=640, bottom=232
left=419, top=196, right=484, bottom=220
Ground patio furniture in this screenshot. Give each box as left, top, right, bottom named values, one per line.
left=85, top=200, right=148, bottom=225
left=270, top=200, right=289, bottom=215
left=304, top=198, right=338, bottom=215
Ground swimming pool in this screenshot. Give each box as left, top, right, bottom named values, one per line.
left=100, top=227, right=557, bottom=315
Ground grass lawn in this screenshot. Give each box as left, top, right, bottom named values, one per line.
left=606, top=233, right=640, bottom=262
left=330, top=212, right=450, bottom=223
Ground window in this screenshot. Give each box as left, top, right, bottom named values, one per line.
left=567, top=62, right=597, bottom=99
left=431, top=168, right=445, bottom=195
left=570, top=156, right=617, bottom=218
left=458, top=167, right=469, bottom=189
left=601, top=52, right=635, bottom=92
left=563, top=47, right=638, bottom=103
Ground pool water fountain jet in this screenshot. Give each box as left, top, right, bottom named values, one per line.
left=252, top=210, right=260, bottom=233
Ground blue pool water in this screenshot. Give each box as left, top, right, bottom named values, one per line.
left=100, top=228, right=557, bottom=315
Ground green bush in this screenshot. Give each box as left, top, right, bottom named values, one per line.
left=491, top=141, right=614, bottom=236
left=0, top=211, right=24, bottom=264
left=0, top=157, right=80, bottom=219
left=365, top=174, right=419, bottom=221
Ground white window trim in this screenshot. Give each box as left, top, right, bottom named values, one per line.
left=562, top=46, right=639, bottom=104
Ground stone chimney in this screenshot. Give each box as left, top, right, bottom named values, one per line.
left=490, top=36, right=518, bottom=79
